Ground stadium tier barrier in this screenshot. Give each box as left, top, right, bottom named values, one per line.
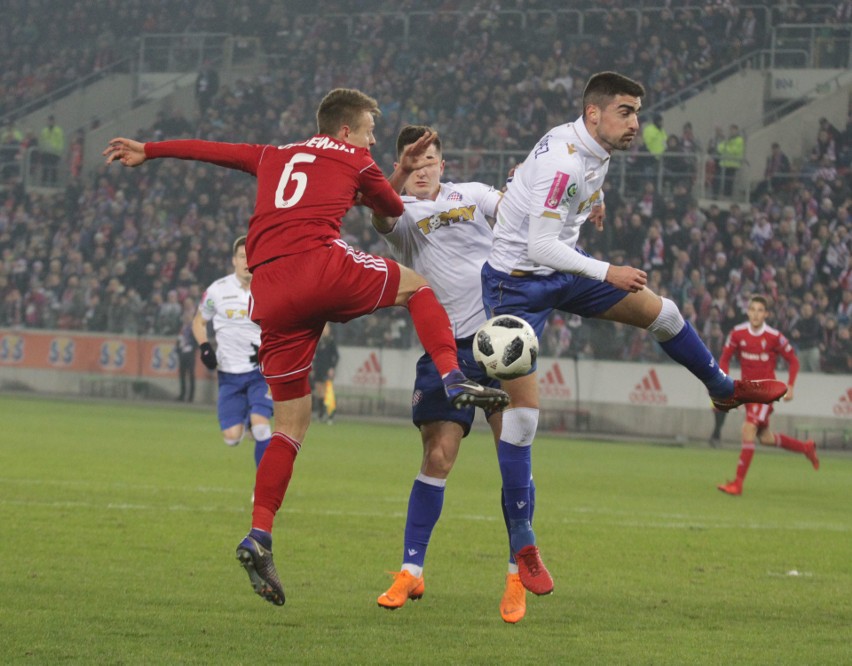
left=2, top=329, right=850, bottom=447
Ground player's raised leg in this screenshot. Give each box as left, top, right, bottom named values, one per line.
left=601, top=293, right=787, bottom=409
left=395, top=266, right=508, bottom=410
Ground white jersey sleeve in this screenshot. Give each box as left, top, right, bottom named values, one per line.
left=198, top=274, right=261, bottom=374
left=383, top=182, right=499, bottom=338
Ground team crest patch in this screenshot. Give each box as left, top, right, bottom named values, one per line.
left=447, top=190, right=463, bottom=201
left=545, top=171, right=570, bottom=210
left=567, top=183, right=578, bottom=198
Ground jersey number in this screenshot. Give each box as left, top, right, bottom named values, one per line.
left=275, top=153, right=317, bottom=208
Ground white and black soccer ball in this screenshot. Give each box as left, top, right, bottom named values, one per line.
left=473, top=315, right=539, bottom=380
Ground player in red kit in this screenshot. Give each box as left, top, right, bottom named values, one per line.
left=716, top=295, right=819, bottom=496
left=104, top=88, right=508, bottom=606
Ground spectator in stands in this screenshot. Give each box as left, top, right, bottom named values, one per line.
left=716, top=123, right=744, bottom=197
left=38, top=115, right=65, bottom=186
left=195, top=60, right=220, bottom=116
left=755, top=142, right=791, bottom=198
left=790, top=302, right=822, bottom=372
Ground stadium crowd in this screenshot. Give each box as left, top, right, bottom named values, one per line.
left=0, top=0, right=850, bottom=374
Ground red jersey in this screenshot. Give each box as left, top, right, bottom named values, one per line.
left=144, top=137, right=404, bottom=270
left=719, top=322, right=799, bottom=385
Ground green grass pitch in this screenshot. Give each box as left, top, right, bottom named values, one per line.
left=1, top=395, right=850, bottom=664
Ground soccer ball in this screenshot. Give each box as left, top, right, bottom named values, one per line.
left=473, top=315, right=539, bottom=380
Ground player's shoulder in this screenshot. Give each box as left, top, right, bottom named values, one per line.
left=205, top=275, right=230, bottom=293
left=531, top=124, right=584, bottom=170
left=440, top=181, right=493, bottom=201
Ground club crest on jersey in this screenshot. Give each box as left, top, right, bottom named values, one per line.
left=415, top=205, right=476, bottom=235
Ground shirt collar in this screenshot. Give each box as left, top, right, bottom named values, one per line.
left=572, top=116, right=610, bottom=162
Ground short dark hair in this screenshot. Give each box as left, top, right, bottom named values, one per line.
left=750, top=295, right=769, bottom=309
left=582, top=72, right=645, bottom=115
left=316, top=88, right=380, bottom=135
left=396, top=125, right=441, bottom=159
left=233, top=236, right=247, bottom=255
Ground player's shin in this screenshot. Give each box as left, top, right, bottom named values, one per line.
left=407, top=286, right=458, bottom=376
left=401, top=474, right=446, bottom=576
left=498, top=408, right=539, bottom=552
left=251, top=432, right=300, bottom=533
left=650, top=300, right=733, bottom=396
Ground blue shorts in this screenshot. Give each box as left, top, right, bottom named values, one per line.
left=412, top=336, right=501, bottom=437
left=481, top=259, right=629, bottom=342
left=217, top=369, right=273, bottom=430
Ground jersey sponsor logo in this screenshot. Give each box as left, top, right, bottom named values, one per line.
left=629, top=368, right=668, bottom=405
left=544, top=171, right=570, bottom=210
left=225, top=308, right=249, bottom=320
left=151, top=343, right=178, bottom=372
left=539, top=362, right=572, bottom=399
left=0, top=334, right=25, bottom=363
left=833, top=388, right=852, bottom=416
left=353, top=352, right=385, bottom=387
left=48, top=337, right=75, bottom=366
left=99, top=340, right=127, bottom=370
left=415, top=205, right=476, bottom=235
left=741, top=350, right=770, bottom=362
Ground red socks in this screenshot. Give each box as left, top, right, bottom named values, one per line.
left=407, top=286, right=458, bottom=376
left=735, top=441, right=755, bottom=484
left=775, top=433, right=808, bottom=453
left=252, top=432, right=301, bottom=533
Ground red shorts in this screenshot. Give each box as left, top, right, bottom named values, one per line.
left=249, top=239, right=400, bottom=400
left=744, top=402, right=773, bottom=429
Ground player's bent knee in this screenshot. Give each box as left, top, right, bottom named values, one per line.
left=251, top=423, right=272, bottom=442
left=223, top=435, right=243, bottom=447
left=501, top=407, right=539, bottom=446
left=647, top=297, right=685, bottom=342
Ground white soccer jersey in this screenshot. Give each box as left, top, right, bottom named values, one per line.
left=198, top=273, right=260, bottom=374
left=382, top=181, right=501, bottom=338
left=489, top=117, right=609, bottom=275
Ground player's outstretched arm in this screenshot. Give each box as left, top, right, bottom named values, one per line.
left=103, top=138, right=147, bottom=167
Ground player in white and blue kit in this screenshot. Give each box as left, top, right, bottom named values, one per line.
left=371, top=126, right=528, bottom=623
left=193, top=236, right=273, bottom=468
left=481, top=71, right=788, bottom=597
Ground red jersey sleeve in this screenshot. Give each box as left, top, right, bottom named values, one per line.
left=144, top=139, right=268, bottom=176
left=357, top=161, right=404, bottom=218
left=719, top=332, right=736, bottom=374
left=777, top=334, right=799, bottom=386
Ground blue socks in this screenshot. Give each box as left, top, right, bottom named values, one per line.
left=497, top=440, right=534, bottom=551
left=403, top=478, right=445, bottom=568
left=249, top=527, right=272, bottom=550
left=659, top=321, right=733, bottom=397
left=504, top=477, right=536, bottom=564
left=254, top=437, right=270, bottom=467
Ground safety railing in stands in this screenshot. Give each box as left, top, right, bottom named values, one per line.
left=0, top=55, right=136, bottom=128
left=771, top=23, right=852, bottom=69
left=642, top=48, right=810, bottom=117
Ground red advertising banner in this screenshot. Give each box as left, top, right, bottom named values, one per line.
left=0, top=329, right=203, bottom=378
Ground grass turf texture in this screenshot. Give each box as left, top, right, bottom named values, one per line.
left=1, top=395, right=850, bottom=665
